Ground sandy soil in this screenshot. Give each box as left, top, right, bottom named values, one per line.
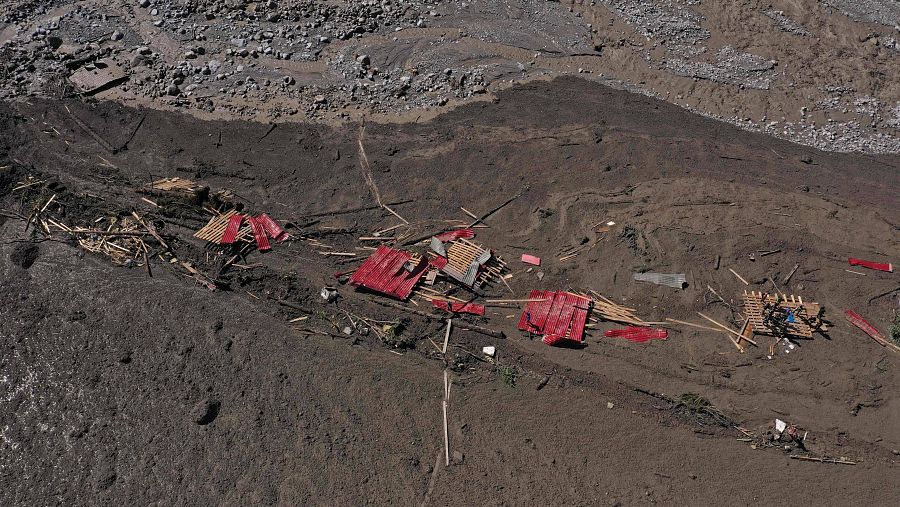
left=1, top=77, right=898, bottom=504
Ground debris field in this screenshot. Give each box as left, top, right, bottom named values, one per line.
left=1, top=76, right=898, bottom=504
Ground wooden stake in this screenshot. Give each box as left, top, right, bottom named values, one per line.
left=783, top=264, right=799, bottom=284
left=664, top=318, right=721, bottom=332
left=697, top=312, right=744, bottom=353
left=459, top=207, right=478, bottom=220
left=729, top=268, right=750, bottom=286
left=697, top=312, right=756, bottom=346
left=789, top=455, right=856, bottom=465
left=443, top=370, right=450, bottom=466
left=443, top=319, right=451, bottom=354
left=485, top=298, right=549, bottom=304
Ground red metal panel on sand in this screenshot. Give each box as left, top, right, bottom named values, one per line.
left=542, top=334, right=566, bottom=346
left=247, top=216, right=270, bottom=251
left=221, top=214, right=243, bottom=244
left=432, top=300, right=486, bottom=316
left=258, top=214, right=288, bottom=241
left=568, top=295, right=591, bottom=342
left=349, top=246, right=426, bottom=299
left=518, top=290, right=548, bottom=332
left=604, top=327, right=668, bottom=343
left=848, top=258, right=893, bottom=272
left=435, top=229, right=475, bottom=242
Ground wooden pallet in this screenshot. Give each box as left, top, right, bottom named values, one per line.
left=194, top=209, right=252, bottom=244
left=742, top=291, right=824, bottom=338
left=447, top=238, right=506, bottom=285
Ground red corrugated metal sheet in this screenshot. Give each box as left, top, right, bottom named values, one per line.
left=844, top=310, right=889, bottom=346
left=604, top=327, right=668, bottom=343
left=349, top=245, right=427, bottom=300
left=848, top=258, right=892, bottom=272
left=246, top=216, right=270, bottom=251
left=435, top=228, right=475, bottom=242
left=431, top=300, right=486, bottom=316
left=518, top=291, right=591, bottom=344
left=258, top=214, right=288, bottom=241
left=221, top=214, right=243, bottom=244
left=542, top=334, right=566, bottom=346
left=430, top=256, right=449, bottom=269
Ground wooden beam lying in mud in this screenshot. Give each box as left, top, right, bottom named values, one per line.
left=64, top=104, right=115, bottom=153
left=790, top=455, right=856, bottom=465
left=294, top=200, right=414, bottom=220
left=467, top=188, right=526, bottom=228
left=370, top=298, right=505, bottom=339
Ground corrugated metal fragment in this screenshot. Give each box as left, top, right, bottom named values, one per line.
left=435, top=229, right=475, bottom=242
left=430, top=237, right=446, bottom=257
left=258, top=214, right=288, bottom=241
left=518, top=290, right=592, bottom=345
left=221, top=214, right=243, bottom=244
left=247, top=216, right=271, bottom=251
left=633, top=272, right=688, bottom=289
left=431, top=300, right=486, bottom=316
left=604, top=327, right=668, bottom=343
left=349, top=245, right=427, bottom=300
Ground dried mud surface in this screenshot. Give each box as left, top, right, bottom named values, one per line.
left=1, top=77, right=898, bottom=505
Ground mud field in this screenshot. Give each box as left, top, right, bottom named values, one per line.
left=0, top=76, right=898, bottom=504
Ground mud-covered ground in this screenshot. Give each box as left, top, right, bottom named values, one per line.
left=1, top=77, right=898, bottom=504
left=1, top=0, right=899, bottom=153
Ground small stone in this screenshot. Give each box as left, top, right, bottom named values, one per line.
left=191, top=399, right=221, bottom=425
left=138, top=0, right=150, bottom=7
left=166, top=84, right=180, bottom=96
left=111, top=30, right=124, bottom=41
left=607, top=402, right=614, bottom=409
left=314, top=94, right=326, bottom=104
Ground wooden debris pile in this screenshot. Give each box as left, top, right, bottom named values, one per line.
left=194, top=209, right=288, bottom=252
left=585, top=290, right=651, bottom=326
left=195, top=209, right=252, bottom=244
left=45, top=215, right=150, bottom=265
left=141, top=177, right=208, bottom=204
left=742, top=291, right=826, bottom=339
left=429, top=234, right=507, bottom=289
